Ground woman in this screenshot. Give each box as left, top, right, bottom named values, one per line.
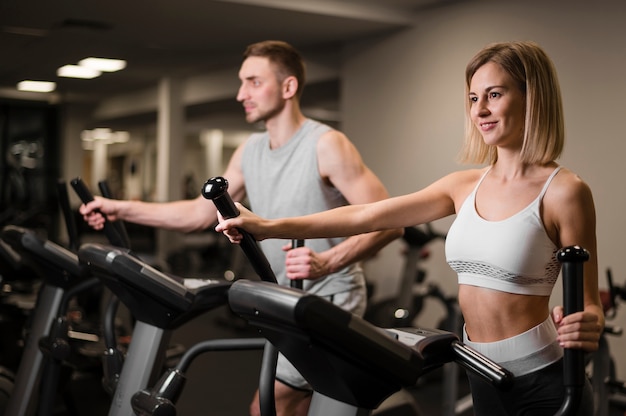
left=216, top=41, right=603, bottom=415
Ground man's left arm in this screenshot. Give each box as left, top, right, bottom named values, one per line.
left=285, top=130, right=402, bottom=279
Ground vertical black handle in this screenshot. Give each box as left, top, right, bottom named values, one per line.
left=70, top=177, right=129, bottom=249
left=98, top=180, right=132, bottom=249
left=202, top=176, right=279, bottom=416
left=57, top=180, right=79, bottom=251
left=290, top=239, right=304, bottom=290
left=201, top=176, right=277, bottom=284
left=555, top=245, right=589, bottom=416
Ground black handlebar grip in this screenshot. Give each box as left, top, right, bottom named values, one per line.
left=451, top=341, right=514, bottom=390
left=557, top=246, right=588, bottom=316
left=555, top=245, right=589, bottom=416
left=97, top=180, right=113, bottom=199
left=98, top=180, right=132, bottom=249
left=70, top=177, right=96, bottom=204
left=70, top=177, right=129, bottom=249
left=202, top=176, right=277, bottom=284
left=57, top=180, right=80, bottom=251
left=290, top=240, right=304, bottom=290
left=201, top=177, right=239, bottom=218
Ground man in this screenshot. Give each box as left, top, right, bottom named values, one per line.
left=80, top=40, right=402, bottom=415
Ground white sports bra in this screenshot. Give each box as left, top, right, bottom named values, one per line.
left=445, top=167, right=562, bottom=296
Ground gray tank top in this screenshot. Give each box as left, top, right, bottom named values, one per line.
left=241, top=119, right=364, bottom=296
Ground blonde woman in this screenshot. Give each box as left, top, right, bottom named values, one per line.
left=217, top=41, right=603, bottom=415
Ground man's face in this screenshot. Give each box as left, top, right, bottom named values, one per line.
left=236, top=56, right=285, bottom=124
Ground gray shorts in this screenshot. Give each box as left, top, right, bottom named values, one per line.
left=275, top=287, right=367, bottom=390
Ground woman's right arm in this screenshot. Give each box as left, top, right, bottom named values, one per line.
left=216, top=171, right=463, bottom=241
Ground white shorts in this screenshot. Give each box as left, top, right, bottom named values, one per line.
left=463, top=317, right=563, bottom=376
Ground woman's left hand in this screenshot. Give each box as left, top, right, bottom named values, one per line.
left=552, top=306, right=603, bottom=352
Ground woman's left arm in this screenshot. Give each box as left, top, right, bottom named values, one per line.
left=549, top=171, right=604, bottom=351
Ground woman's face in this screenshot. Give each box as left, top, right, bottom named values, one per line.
left=469, top=61, right=526, bottom=150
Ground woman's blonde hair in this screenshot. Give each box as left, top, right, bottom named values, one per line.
left=459, top=41, right=564, bottom=165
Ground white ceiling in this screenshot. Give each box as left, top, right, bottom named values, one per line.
left=0, top=0, right=459, bottom=104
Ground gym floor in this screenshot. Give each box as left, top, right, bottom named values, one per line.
left=57, top=303, right=472, bottom=416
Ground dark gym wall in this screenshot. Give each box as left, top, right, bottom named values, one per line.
left=0, top=99, right=60, bottom=236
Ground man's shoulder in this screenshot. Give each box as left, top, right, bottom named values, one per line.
left=244, top=130, right=269, bottom=147
left=304, top=118, right=334, bottom=135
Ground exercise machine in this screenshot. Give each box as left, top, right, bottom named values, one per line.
left=365, top=224, right=447, bottom=329
left=591, top=268, right=626, bottom=415
left=230, top=246, right=589, bottom=416
left=127, top=176, right=418, bottom=416
left=364, top=224, right=468, bottom=415
left=1, top=179, right=132, bottom=416
left=0, top=238, right=40, bottom=414
left=75, top=177, right=281, bottom=416
left=207, top=175, right=589, bottom=416
left=69, top=177, right=238, bottom=416
left=204, top=176, right=509, bottom=415
left=77, top=242, right=242, bottom=416
left=1, top=225, right=93, bottom=416
left=2, top=181, right=110, bottom=416
left=128, top=176, right=282, bottom=416
left=77, top=243, right=280, bottom=416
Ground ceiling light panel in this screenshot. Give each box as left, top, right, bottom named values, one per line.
left=57, top=65, right=101, bottom=79
left=79, top=57, right=127, bottom=72
left=17, top=80, right=56, bottom=92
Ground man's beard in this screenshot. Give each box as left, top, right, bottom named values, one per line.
left=245, top=100, right=285, bottom=124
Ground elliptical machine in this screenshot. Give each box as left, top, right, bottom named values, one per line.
left=207, top=175, right=589, bottom=416
left=0, top=179, right=130, bottom=416
left=74, top=176, right=281, bottom=416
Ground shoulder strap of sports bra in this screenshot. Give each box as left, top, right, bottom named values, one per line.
left=537, top=166, right=563, bottom=200
left=471, top=167, right=492, bottom=196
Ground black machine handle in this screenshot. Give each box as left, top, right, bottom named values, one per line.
left=290, top=239, right=304, bottom=290
left=57, top=180, right=80, bottom=251
left=70, top=177, right=129, bottom=249
left=451, top=341, right=514, bottom=389
left=71, top=176, right=129, bottom=390
left=201, top=176, right=278, bottom=416
left=98, top=180, right=132, bottom=249
left=605, top=268, right=626, bottom=318
left=201, top=176, right=277, bottom=284
left=554, top=245, right=589, bottom=416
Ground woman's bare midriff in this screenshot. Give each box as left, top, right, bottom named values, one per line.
left=458, top=285, right=551, bottom=343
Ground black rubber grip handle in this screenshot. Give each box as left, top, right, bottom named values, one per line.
left=201, top=176, right=277, bottom=284
left=70, top=177, right=129, bottom=249
left=57, top=180, right=79, bottom=251
left=98, top=180, right=132, bottom=249
left=452, top=341, right=514, bottom=390
left=554, top=245, right=589, bottom=416
left=290, top=240, right=304, bottom=290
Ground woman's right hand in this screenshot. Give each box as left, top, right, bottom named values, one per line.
left=215, top=202, right=267, bottom=243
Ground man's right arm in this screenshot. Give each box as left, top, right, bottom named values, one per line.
left=80, top=140, right=248, bottom=233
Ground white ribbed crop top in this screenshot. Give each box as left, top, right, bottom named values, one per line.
left=445, top=167, right=562, bottom=296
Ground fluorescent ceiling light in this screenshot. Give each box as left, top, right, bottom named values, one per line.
left=81, top=128, right=130, bottom=144
left=57, top=65, right=101, bottom=79
left=17, top=80, right=56, bottom=92
left=79, top=57, right=126, bottom=72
